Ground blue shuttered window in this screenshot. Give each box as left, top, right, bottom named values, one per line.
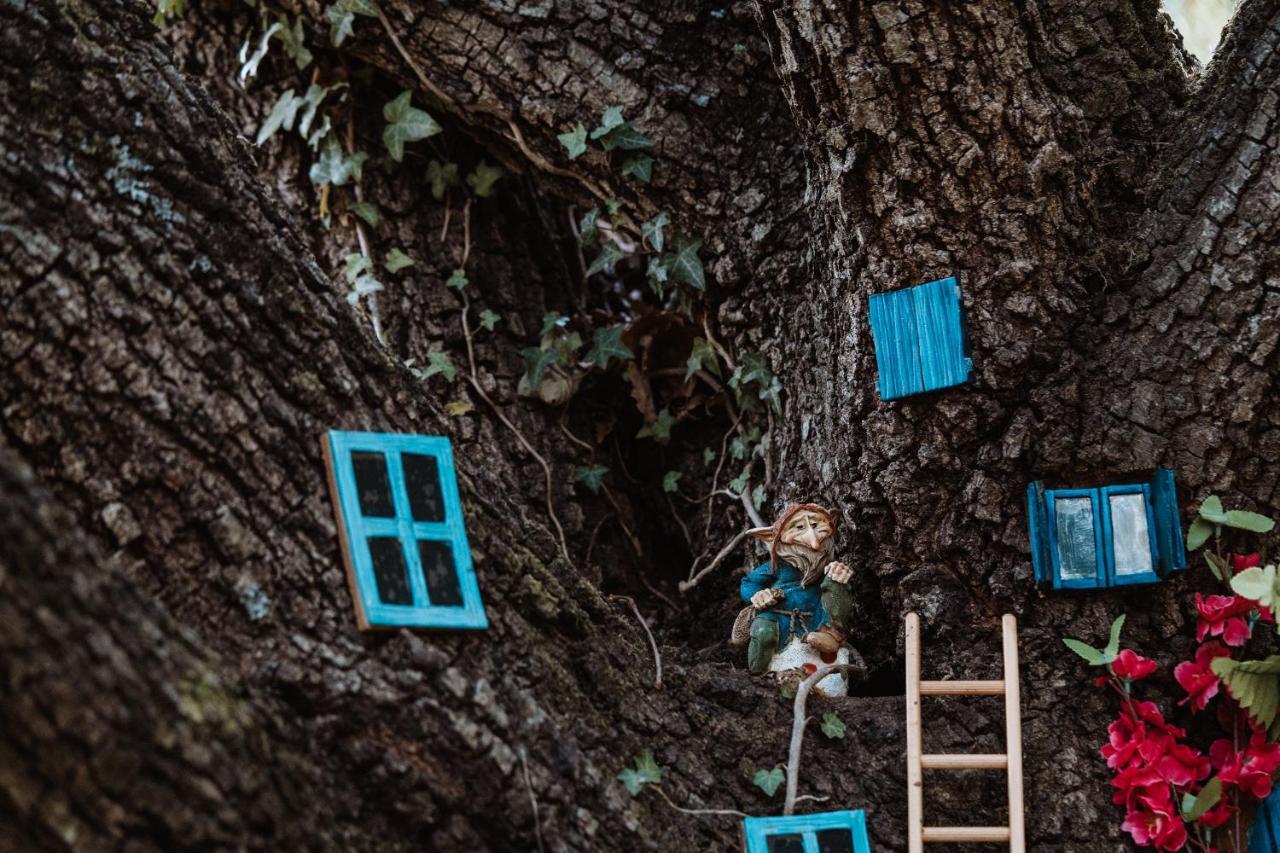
left=1250, top=787, right=1280, bottom=852
left=323, top=430, right=487, bottom=631
left=1026, top=468, right=1186, bottom=590
left=868, top=276, right=972, bottom=400
left=742, top=810, right=871, bottom=853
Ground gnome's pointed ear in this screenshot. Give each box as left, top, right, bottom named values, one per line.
left=746, top=526, right=774, bottom=542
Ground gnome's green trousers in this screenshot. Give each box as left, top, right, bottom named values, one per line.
left=747, top=618, right=779, bottom=674
left=746, top=579, right=855, bottom=674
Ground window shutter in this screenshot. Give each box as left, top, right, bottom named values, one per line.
left=913, top=276, right=972, bottom=393
left=1150, top=467, right=1188, bottom=576
left=1026, top=481, right=1052, bottom=584
left=869, top=287, right=924, bottom=400
left=1250, top=788, right=1280, bottom=853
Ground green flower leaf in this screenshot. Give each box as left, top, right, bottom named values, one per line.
left=1225, top=510, right=1276, bottom=533
left=1187, top=517, right=1214, bottom=551
left=479, top=309, right=501, bottom=332
left=621, top=154, right=653, bottom=183
left=1104, top=614, right=1125, bottom=661
left=575, top=465, right=609, bottom=494
left=348, top=201, right=379, bottom=228
left=382, top=90, right=442, bottom=162
left=753, top=767, right=785, bottom=798
left=586, top=325, right=633, bottom=369
left=426, top=160, right=460, bottom=201
left=820, top=712, right=846, bottom=740
left=1212, top=656, right=1280, bottom=733
left=662, top=470, right=682, bottom=493
left=1182, top=777, right=1222, bottom=822
left=558, top=122, right=588, bottom=159
left=1231, top=564, right=1279, bottom=610
left=1062, top=638, right=1111, bottom=666
left=1205, top=551, right=1228, bottom=582
left=637, top=408, right=676, bottom=444
left=466, top=161, right=504, bottom=198
left=1198, top=495, right=1228, bottom=523
left=384, top=248, right=415, bottom=273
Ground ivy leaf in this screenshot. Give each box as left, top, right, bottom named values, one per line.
left=348, top=201, right=379, bottom=228
left=256, top=89, right=302, bottom=145
left=751, top=483, right=766, bottom=511
left=558, top=123, right=588, bottom=159
left=479, top=309, right=501, bottom=332
left=605, top=197, right=623, bottom=216
left=445, top=400, right=474, bottom=416
left=382, top=90, right=442, bottom=162
left=1187, top=517, right=1214, bottom=551
left=598, top=123, right=653, bottom=151
left=343, top=253, right=372, bottom=283
left=540, top=312, right=570, bottom=338
left=578, top=209, right=602, bottom=247
left=421, top=351, right=456, bottom=382
left=621, top=154, right=653, bottom=183
left=728, top=470, right=750, bottom=495
left=446, top=268, right=469, bottom=290
left=1231, top=564, right=1279, bottom=610
left=277, top=15, right=313, bottom=70
left=426, top=160, right=460, bottom=201
left=820, top=712, right=846, bottom=740
left=590, top=105, right=626, bottom=138
left=238, top=21, right=283, bottom=86
left=586, top=243, right=625, bottom=278
left=642, top=212, right=670, bottom=253
left=685, top=337, right=720, bottom=381
left=466, top=161, right=504, bottom=198
left=1198, top=495, right=1228, bottom=523
left=325, top=0, right=375, bottom=47
left=1062, top=638, right=1111, bottom=666
left=637, top=408, right=676, bottom=444
left=703, top=448, right=716, bottom=466
left=309, top=135, right=366, bottom=186
left=345, top=273, right=383, bottom=305
left=1225, top=510, right=1276, bottom=534
left=586, top=325, right=633, bottom=369
left=646, top=256, right=669, bottom=294
left=1182, top=777, right=1222, bottom=822
left=521, top=347, right=558, bottom=391
left=753, top=767, right=785, bottom=798
left=1104, top=614, right=1126, bottom=661
left=666, top=236, right=705, bottom=290
left=662, top=471, right=682, bottom=493
left=297, top=83, right=335, bottom=139
left=384, top=248, right=415, bottom=273
left=1212, top=656, right=1280, bottom=732
left=575, top=465, right=609, bottom=494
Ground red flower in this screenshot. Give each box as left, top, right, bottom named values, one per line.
left=1113, top=649, right=1159, bottom=682
left=1198, top=797, right=1235, bottom=830
left=1101, top=702, right=1185, bottom=770
left=1176, top=642, right=1231, bottom=712
left=1196, top=594, right=1256, bottom=647
left=1120, top=796, right=1188, bottom=851
left=1111, top=765, right=1170, bottom=809
left=1212, top=731, right=1280, bottom=800
left=1153, top=742, right=1210, bottom=786
left=1234, top=552, right=1262, bottom=572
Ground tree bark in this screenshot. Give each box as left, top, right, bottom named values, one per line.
left=3, top=0, right=1280, bottom=849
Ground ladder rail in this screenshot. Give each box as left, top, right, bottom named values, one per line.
left=906, top=612, right=1025, bottom=851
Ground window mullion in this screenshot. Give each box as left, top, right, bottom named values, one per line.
left=387, top=450, right=431, bottom=608
left=1093, top=487, right=1112, bottom=588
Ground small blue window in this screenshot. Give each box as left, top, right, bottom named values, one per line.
left=868, top=276, right=971, bottom=400
left=1027, top=468, right=1186, bottom=590
left=323, top=430, right=487, bottom=631
left=742, top=810, right=871, bottom=853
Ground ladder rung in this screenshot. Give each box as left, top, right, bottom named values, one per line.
left=922, top=826, right=1011, bottom=843
left=919, top=679, right=1005, bottom=696
left=920, top=753, right=1008, bottom=770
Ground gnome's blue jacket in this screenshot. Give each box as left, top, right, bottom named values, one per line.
left=740, top=560, right=830, bottom=642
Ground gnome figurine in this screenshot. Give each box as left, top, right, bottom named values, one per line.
left=731, top=503, right=856, bottom=695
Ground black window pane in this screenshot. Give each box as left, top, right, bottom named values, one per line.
left=766, top=835, right=805, bottom=853
left=816, top=829, right=855, bottom=853
left=419, top=540, right=463, bottom=606
left=369, top=537, right=413, bottom=605
left=402, top=452, right=445, bottom=522
left=351, top=451, right=395, bottom=517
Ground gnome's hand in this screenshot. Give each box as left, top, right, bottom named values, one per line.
left=750, top=588, right=784, bottom=610
left=824, top=561, right=853, bottom=584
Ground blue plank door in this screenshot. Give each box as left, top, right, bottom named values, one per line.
left=868, top=276, right=972, bottom=400
left=323, top=430, right=487, bottom=631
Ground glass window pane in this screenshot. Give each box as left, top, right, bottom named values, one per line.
left=419, top=540, right=463, bottom=607
left=369, top=537, right=413, bottom=605
left=351, top=451, right=395, bottom=517
left=816, top=829, right=855, bottom=853
left=1110, top=492, right=1154, bottom=576
left=403, top=452, right=445, bottom=522
left=1054, top=496, right=1098, bottom=580
left=765, top=835, right=805, bottom=853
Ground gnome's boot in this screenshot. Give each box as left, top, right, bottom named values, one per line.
left=803, top=625, right=846, bottom=656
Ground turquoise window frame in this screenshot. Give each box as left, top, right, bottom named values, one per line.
left=742, top=810, right=871, bottom=853
left=323, top=430, right=487, bottom=631
left=1044, top=487, right=1107, bottom=591
left=867, top=276, right=972, bottom=401
left=1100, top=483, right=1161, bottom=587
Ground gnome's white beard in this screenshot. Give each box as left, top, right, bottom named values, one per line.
left=775, top=539, right=833, bottom=587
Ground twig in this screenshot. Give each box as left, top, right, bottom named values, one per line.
left=740, top=487, right=765, bottom=529
left=680, top=529, right=748, bottom=593
left=602, top=486, right=643, bottom=558
left=345, top=118, right=385, bottom=346
left=794, top=794, right=831, bottom=806
left=666, top=491, right=694, bottom=551
left=585, top=515, right=609, bottom=570
left=703, top=409, right=745, bottom=540
left=650, top=784, right=747, bottom=818
left=784, top=663, right=855, bottom=816
left=614, top=595, right=662, bottom=690
left=518, top=747, right=546, bottom=853
left=558, top=406, right=593, bottom=453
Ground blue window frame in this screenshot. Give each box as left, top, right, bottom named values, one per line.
left=742, top=810, right=871, bottom=853
left=322, top=430, right=487, bottom=631
left=868, top=276, right=971, bottom=400
left=1250, top=786, right=1280, bottom=851
left=1027, top=468, right=1186, bottom=590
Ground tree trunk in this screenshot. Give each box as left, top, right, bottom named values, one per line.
left=3, top=0, right=1278, bottom=849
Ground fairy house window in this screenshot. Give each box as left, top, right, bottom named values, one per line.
left=742, top=810, right=871, bottom=853
left=322, top=430, right=487, bottom=631
left=1026, top=468, right=1186, bottom=590
left=867, top=275, right=972, bottom=400
left=1250, top=786, right=1280, bottom=851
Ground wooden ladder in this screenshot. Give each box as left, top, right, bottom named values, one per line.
left=904, top=612, right=1025, bottom=852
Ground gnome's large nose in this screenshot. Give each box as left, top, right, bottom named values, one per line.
left=802, top=526, right=822, bottom=550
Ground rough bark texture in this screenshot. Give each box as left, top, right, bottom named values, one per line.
left=3, top=0, right=1280, bottom=849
